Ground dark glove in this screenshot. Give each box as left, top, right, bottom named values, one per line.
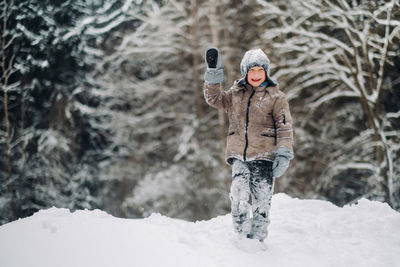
left=204, top=47, right=224, bottom=84
left=272, top=146, right=294, bottom=178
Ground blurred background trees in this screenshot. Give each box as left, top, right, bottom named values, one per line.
left=1, top=0, right=399, bottom=224
left=255, top=0, right=400, bottom=209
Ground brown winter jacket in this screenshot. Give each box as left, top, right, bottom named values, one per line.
left=204, top=80, right=294, bottom=165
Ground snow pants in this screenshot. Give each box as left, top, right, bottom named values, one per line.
left=230, top=158, right=274, bottom=241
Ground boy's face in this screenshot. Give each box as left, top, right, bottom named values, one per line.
left=247, top=66, right=266, bottom=87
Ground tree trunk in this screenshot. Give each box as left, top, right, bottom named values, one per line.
left=190, top=0, right=204, bottom=121
left=2, top=0, right=15, bottom=218
left=208, top=0, right=226, bottom=165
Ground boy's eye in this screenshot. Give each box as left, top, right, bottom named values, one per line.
left=250, top=68, right=263, bottom=73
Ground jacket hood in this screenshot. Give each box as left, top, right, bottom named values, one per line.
left=237, top=48, right=277, bottom=87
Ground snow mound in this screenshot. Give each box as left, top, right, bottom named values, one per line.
left=1, top=193, right=399, bottom=267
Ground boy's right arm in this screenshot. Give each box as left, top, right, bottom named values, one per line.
left=203, top=47, right=232, bottom=112
left=204, top=82, right=232, bottom=112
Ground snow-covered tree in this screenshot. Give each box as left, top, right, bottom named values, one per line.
left=4, top=0, right=398, bottom=224
left=93, top=0, right=231, bottom=220
left=95, top=0, right=265, bottom=220
left=255, top=0, right=400, bottom=209
left=0, top=0, right=141, bottom=224
left=0, top=0, right=19, bottom=220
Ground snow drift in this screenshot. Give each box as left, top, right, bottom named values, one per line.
left=0, top=193, right=399, bottom=267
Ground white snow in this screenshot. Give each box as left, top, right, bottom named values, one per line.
left=1, top=193, right=399, bottom=267
left=240, top=48, right=270, bottom=77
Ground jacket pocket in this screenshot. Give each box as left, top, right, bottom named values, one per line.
left=261, top=128, right=275, bottom=138
left=281, top=108, right=286, bottom=125
left=261, top=133, right=275, bottom=138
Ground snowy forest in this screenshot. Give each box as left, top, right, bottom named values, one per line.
left=0, top=0, right=399, bottom=225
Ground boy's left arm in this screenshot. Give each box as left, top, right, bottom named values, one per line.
left=271, top=92, right=294, bottom=178
left=273, top=92, right=294, bottom=158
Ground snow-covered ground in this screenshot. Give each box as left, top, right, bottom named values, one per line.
left=1, top=193, right=399, bottom=267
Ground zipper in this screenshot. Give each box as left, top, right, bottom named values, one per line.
left=243, top=88, right=255, bottom=161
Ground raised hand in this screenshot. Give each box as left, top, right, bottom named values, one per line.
left=204, top=47, right=224, bottom=84
left=206, top=48, right=219, bottom=68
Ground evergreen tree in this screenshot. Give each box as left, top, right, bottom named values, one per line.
left=0, top=0, right=138, bottom=224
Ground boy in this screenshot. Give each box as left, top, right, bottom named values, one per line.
left=203, top=48, right=294, bottom=242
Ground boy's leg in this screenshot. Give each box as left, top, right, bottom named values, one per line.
left=230, top=159, right=251, bottom=236
left=249, top=160, right=274, bottom=241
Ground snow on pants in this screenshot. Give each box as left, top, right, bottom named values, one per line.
left=230, top=158, right=274, bottom=241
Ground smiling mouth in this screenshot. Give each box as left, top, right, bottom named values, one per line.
left=252, top=79, right=262, bottom=82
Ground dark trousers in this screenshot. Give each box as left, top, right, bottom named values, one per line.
left=230, top=159, right=274, bottom=241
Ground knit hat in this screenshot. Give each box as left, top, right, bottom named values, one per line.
left=237, top=48, right=277, bottom=86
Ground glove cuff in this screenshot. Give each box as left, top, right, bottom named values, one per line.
left=204, top=68, right=224, bottom=84
left=275, top=146, right=294, bottom=160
